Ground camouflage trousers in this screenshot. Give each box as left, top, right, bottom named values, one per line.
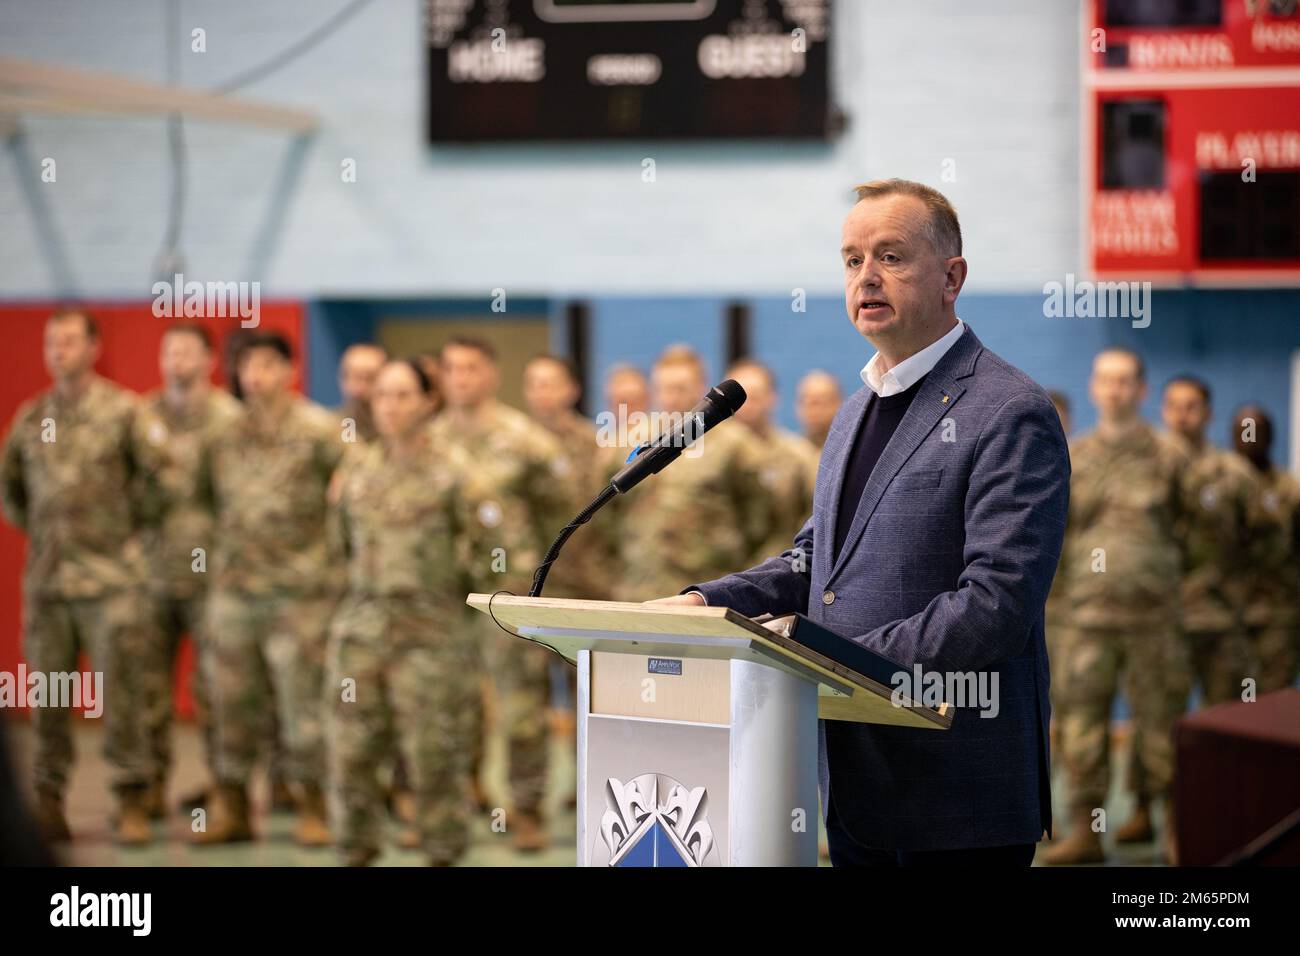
left=21, top=590, right=152, bottom=794
left=1055, top=624, right=1190, bottom=813
left=1246, top=621, right=1300, bottom=694
left=326, top=596, right=480, bottom=861
left=204, top=589, right=335, bottom=788
left=140, top=595, right=217, bottom=783
left=472, top=615, right=553, bottom=817
left=1183, top=629, right=1255, bottom=707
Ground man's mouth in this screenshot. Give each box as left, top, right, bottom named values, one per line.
left=858, top=299, right=891, bottom=315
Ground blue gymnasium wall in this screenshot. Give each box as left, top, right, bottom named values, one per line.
left=754, top=289, right=1300, bottom=464
left=305, top=297, right=552, bottom=407
left=305, top=290, right=1300, bottom=467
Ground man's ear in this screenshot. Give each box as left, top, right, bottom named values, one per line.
left=943, top=257, right=968, bottom=303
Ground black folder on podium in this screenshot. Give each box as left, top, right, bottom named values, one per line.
left=753, top=611, right=953, bottom=728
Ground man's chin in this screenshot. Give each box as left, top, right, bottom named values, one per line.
left=852, top=313, right=896, bottom=339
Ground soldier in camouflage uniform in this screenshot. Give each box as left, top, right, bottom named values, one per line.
left=333, top=342, right=387, bottom=445
left=1043, top=349, right=1189, bottom=865
left=327, top=359, right=480, bottom=866
left=0, top=310, right=157, bottom=845
left=795, top=369, right=843, bottom=451
left=1160, top=376, right=1258, bottom=707
left=1232, top=405, right=1300, bottom=693
left=613, top=346, right=768, bottom=603
left=431, top=338, right=571, bottom=851
left=133, top=324, right=243, bottom=817
left=727, top=360, right=820, bottom=565
left=523, top=354, right=623, bottom=602
left=193, top=332, right=344, bottom=846
left=523, top=354, right=625, bottom=809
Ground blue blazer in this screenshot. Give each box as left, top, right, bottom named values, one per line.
left=692, top=326, right=1069, bottom=851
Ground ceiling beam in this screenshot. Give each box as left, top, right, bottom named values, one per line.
left=0, top=57, right=319, bottom=132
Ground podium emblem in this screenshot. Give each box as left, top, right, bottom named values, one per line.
left=599, top=773, right=716, bottom=867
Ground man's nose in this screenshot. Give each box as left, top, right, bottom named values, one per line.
left=857, top=262, right=882, bottom=289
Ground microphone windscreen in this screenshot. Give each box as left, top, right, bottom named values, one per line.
left=714, top=378, right=747, bottom=413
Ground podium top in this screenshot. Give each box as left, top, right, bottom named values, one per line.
left=466, top=593, right=950, bottom=730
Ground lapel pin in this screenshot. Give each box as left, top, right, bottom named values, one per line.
left=941, top=394, right=950, bottom=404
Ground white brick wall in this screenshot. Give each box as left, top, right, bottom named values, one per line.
left=0, top=0, right=1081, bottom=298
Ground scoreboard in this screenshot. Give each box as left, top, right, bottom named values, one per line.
left=1085, top=0, right=1300, bottom=283
left=425, top=0, right=835, bottom=141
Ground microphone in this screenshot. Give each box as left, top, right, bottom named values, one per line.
left=610, top=379, right=747, bottom=494
left=527, top=379, right=747, bottom=598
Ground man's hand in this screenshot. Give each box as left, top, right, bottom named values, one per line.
left=645, top=592, right=706, bottom=606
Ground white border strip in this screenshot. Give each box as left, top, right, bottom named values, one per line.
left=1086, top=66, right=1300, bottom=90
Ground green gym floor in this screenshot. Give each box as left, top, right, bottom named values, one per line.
left=7, top=719, right=1162, bottom=866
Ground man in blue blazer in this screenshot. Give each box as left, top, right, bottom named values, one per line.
left=655, top=179, right=1070, bottom=866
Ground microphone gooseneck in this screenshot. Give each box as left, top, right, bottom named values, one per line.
left=528, top=379, right=747, bottom=598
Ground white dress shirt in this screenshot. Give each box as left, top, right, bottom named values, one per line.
left=860, top=318, right=965, bottom=397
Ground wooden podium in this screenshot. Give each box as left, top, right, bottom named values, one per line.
left=467, top=594, right=950, bottom=867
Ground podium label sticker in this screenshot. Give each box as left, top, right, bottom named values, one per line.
left=647, top=658, right=683, bottom=676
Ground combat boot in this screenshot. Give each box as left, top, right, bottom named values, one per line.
left=294, top=782, right=332, bottom=847
left=470, top=777, right=491, bottom=813
left=1162, top=798, right=1179, bottom=866
left=342, top=846, right=379, bottom=867
left=1039, top=810, right=1106, bottom=865
left=143, top=777, right=167, bottom=820
left=191, top=783, right=254, bottom=844
left=392, top=789, right=416, bottom=825
left=176, top=785, right=210, bottom=812
left=34, top=787, right=71, bottom=843
left=114, top=786, right=154, bottom=846
left=1115, top=800, right=1155, bottom=844
left=511, top=810, right=548, bottom=852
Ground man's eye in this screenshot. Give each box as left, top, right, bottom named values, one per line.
left=846, top=257, right=861, bottom=268
left=882, top=254, right=900, bottom=264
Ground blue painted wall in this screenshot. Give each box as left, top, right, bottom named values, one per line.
left=585, top=290, right=1300, bottom=466
left=307, top=290, right=1300, bottom=467
left=306, top=297, right=551, bottom=407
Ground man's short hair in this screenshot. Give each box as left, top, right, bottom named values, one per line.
left=342, top=341, right=387, bottom=361
left=164, top=322, right=213, bottom=351
left=1233, top=403, right=1272, bottom=436
left=236, top=331, right=293, bottom=364
left=605, top=362, right=647, bottom=384
left=799, top=369, right=842, bottom=397
left=1096, top=346, right=1146, bottom=383
left=653, top=344, right=707, bottom=381
left=49, top=307, right=98, bottom=341
left=1165, top=373, right=1211, bottom=406
left=727, top=358, right=776, bottom=391
left=851, top=178, right=963, bottom=258
left=526, top=353, right=580, bottom=386
left=440, top=336, right=497, bottom=364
